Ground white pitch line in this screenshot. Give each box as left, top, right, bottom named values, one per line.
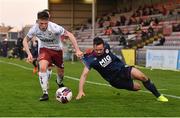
left=0, top=60, right=32, bottom=70
left=64, top=75, right=111, bottom=87
left=0, top=60, right=180, bottom=100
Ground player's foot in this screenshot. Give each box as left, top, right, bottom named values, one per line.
left=157, top=95, right=168, bottom=102
left=56, top=80, right=64, bottom=88
left=39, top=94, right=49, bottom=101
left=57, top=83, right=64, bottom=88
left=58, top=83, right=64, bottom=88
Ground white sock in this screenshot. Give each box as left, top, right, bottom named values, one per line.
left=56, top=74, right=63, bottom=85
left=47, top=69, right=52, bottom=80
left=39, top=72, right=48, bottom=94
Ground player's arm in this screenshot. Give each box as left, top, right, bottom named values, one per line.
left=23, top=36, right=33, bottom=62
left=23, top=25, right=36, bottom=63
left=64, top=30, right=83, bottom=58
left=76, top=66, right=90, bottom=100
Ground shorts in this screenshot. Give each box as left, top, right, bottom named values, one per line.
left=38, top=48, right=64, bottom=68
left=31, top=47, right=38, bottom=58
left=109, top=66, right=134, bottom=91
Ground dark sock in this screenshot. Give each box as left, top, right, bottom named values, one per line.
left=142, top=79, right=161, bottom=97
left=32, top=59, right=37, bottom=67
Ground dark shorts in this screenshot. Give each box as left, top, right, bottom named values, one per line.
left=31, top=47, right=38, bottom=58
left=109, top=66, right=134, bottom=91
left=38, top=48, right=64, bottom=68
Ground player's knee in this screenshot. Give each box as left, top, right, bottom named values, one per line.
left=57, top=70, right=64, bottom=77
left=142, top=76, right=149, bottom=82
left=133, top=83, right=141, bottom=91
left=57, top=70, right=64, bottom=75
left=57, top=73, right=64, bottom=78
left=138, top=75, right=148, bottom=82
left=40, top=66, right=47, bottom=72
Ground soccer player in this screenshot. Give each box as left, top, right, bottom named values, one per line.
left=30, top=37, right=39, bottom=73
left=76, top=37, right=168, bottom=102
left=23, top=11, right=83, bottom=101
left=31, top=9, right=52, bottom=75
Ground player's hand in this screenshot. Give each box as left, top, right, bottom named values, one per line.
left=75, top=50, right=83, bottom=58
left=76, top=91, right=85, bottom=100
left=26, top=53, right=33, bottom=63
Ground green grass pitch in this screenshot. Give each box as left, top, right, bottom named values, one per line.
left=0, top=57, right=180, bottom=117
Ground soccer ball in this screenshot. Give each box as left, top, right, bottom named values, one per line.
left=56, top=87, right=72, bottom=103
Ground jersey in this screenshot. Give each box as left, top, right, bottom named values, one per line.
left=27, top=21, right=65, bottom=51
left=82, top=43, right=126, bottom=82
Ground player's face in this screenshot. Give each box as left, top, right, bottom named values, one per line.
left=94, top=44, right=104, bottom=56
left=38, top=19, right=48, bottom=31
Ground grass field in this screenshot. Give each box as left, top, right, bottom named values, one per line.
left=0, top=57, right=180, bottom=117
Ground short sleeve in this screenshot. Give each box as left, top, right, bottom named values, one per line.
left=26, top=25, right=36, bottom=39
left=81, top=54, right=94, bottom=70
left=51, top=22, right=65, bottom=35
left=58, top=25, right=65, bottom=35
left=81, top=56, right=91, bottom=70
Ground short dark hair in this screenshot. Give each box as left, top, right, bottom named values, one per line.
left=37, top=11, right=49, bottom=20
left=42, top=9, right=50, bottom=17
left=42, top=9, right=49, bottom=12
left=93, top=37, right=104, bottom=46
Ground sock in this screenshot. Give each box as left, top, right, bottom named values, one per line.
left=142, top=79, right=161, bottom=97
left=47, top=69, right=52, bottom=80
left=39, top=72, right=48, bottom=94
left=56, top=74, right=64, bottom=85
left=32, top=59, right=37, bottom=67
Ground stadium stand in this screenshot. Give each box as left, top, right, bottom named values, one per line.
left=72, top=0, right=180, bottom=51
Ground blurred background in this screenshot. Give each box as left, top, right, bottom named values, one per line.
left=0, top=0, right=180, bottom=70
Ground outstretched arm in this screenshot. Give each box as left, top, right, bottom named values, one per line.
left=64, top=30, right=83, bottom=58
left=76, top=66, right=90, bottom=100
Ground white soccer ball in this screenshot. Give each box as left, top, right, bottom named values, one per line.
left=56, top=87, right=73, bottom=103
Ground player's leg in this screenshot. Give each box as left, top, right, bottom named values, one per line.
left=109, top=66, right=141, bottom=91
left=32, top=46, right=39, bottom=74
left=38, top=48, right=52, bottom=101
left=51, top=49, right=64, bottom=88
left=47, top=67, right=52, bottom=80
left=131, top=67, right=160, bottom=96
left=131, top=67, right=168, bottom=102
left=56, top=67, right=64, bottom=88
left=132, top=82, right=141, bottom=91
left=32, top=58, right=38, bottom=74
left=38, top=59, right=49, bottom=101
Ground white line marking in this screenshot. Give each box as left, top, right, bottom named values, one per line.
left=65, top=75, right=111, bottom=87
left=1, top=60, right=180, bottom=100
